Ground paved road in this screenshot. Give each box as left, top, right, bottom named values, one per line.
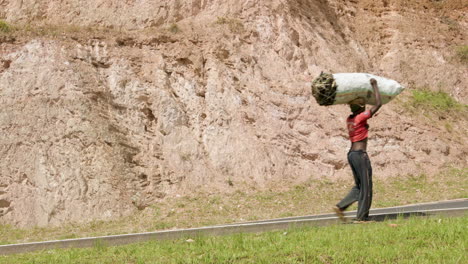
left=0, top=199, right=466, bottom=255
left=230, top=199, right=468, bottom=224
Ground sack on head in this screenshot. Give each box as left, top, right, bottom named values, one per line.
left=311, top=72, right=405, bottom=106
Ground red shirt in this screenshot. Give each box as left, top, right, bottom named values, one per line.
left=347, top=110, right=372, bottom=142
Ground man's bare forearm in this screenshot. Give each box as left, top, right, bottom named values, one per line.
left=370, top=78, right=382, bottom=116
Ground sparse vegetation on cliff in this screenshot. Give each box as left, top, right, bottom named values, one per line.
left=403, top=88, right=467, bottom=117
left=168, top=23, right=180, bottom=34
left=456, top=45, right=468, bottom=64
left=400, top=88, right=467, bottom=136
left=0, top=20, right=12, bottom=33
left=215, top=17, right=244, bottom=33
left=0, top=20, right=108, bottom=39
left=412, top=89, right=465, bottom=112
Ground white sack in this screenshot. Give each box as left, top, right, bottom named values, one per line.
left=333, top=73, right=404, bottom=105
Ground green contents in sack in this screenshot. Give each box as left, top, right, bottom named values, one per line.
left=311, top=72, right=337, bottom=106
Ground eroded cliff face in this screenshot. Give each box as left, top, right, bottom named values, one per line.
left=0, top=0, right=466, bottom=227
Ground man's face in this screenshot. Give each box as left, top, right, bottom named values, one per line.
left=350, top=104, right=365, bottom=114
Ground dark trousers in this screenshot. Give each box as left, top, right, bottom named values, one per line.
left=336, top=150, right=373, bottom=220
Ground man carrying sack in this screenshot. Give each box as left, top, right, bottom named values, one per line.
left=311, top=72, right=403, bottom=222
left=333, top=78, right=382, bottom=222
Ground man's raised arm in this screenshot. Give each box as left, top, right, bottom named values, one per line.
left=369, top=78, right=382, bottom=116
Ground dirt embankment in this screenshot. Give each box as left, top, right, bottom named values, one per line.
left=0, top=0, right=466, bottom=227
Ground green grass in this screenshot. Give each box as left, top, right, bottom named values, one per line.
left=1, top=216, right=466, bottom=264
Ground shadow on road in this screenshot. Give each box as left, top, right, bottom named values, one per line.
left=369, top=212, right=428, bottom=222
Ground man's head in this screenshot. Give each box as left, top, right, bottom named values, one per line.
left=350, top=103, right=365, bottom=114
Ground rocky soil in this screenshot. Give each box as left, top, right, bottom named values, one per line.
left=0, top=0, right=467, bottom=227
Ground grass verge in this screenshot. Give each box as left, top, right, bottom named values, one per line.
left=0, top=167, right=466, bottom=245
left=1, top=215, right=466, bottom=263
